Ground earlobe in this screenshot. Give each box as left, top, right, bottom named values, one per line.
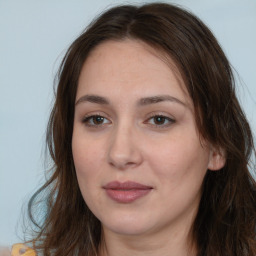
left=208, top=148, right=226, bottom=171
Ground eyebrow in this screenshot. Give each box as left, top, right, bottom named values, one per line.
left=75, top=95, right=109, bottom=105
left=75, top=94, right=186, bottom=107
left=138, top=95, right=186, bottom=107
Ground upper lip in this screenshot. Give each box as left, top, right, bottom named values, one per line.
left=103, top=181, right=153, bottom=190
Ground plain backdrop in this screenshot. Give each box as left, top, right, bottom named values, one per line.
left=0, top=0, right=255, bottom=246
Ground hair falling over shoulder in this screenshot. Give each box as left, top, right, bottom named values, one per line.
left=26, top=2, right=256, bottom=256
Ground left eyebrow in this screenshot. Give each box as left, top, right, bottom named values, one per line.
left=138, top=95, right=186, bottom=107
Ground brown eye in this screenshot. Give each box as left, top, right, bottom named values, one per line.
left=92, top=116, right=104, bottom=124
left=82, top=115, right=111, bottom=127
left=146, top=115, right=175, bottom=128
left=153, top=116, right=166, bottom=125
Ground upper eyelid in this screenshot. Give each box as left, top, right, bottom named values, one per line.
left=145, top=115, right=175, bottom=125
left=81, top=113, right=175, bottom=127
left=81, top=112, right=174, bottom=120
left=82, top=112, right=112, bottom=120
left=145, top=111, right=175, bottom=120
left=82, top=115, right=111, bottom=128
left=81, top=110, right=175, bottom=119
left=147, top=115, right=175, bottom=121
left=81, top=117, right=174, bottom=131
left=84, top=115, right=110, bottom=121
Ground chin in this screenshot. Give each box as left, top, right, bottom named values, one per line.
left=100, top=213, right=155, bottom=236
left=104, top=223, right=151, bottom=236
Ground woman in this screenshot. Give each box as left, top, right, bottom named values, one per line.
left=12, top=2, right=256, bottom=256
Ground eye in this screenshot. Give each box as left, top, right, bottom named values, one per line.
left=146, top=115, right=175, bottom=128
left=82, top=115, right=111, bottom=127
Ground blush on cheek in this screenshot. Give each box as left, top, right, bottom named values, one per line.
left=149, top=144, right=208, bottom=189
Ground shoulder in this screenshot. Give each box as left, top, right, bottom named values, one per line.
left=11, top=244, right=36, bottom=256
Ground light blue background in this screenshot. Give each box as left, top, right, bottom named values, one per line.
left=0, top=0, right=255, bottom=246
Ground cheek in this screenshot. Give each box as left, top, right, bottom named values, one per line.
left=72, top=135, right=104, bottom=186
left=72, top=137, right=105, bottom=211
left=144, top=132, right=210, bottom=188
left=144, top=136, right=210, bottom=217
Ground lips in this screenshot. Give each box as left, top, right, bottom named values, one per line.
left=103, top=181, right=153, bottom=203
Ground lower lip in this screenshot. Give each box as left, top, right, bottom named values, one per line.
left=105, top=188, right=152, bottom=203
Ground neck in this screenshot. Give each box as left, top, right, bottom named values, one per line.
left=99, top=223, right=197, bottom=256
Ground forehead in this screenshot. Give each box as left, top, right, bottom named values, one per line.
left=77, top=39, right=191, bottom=106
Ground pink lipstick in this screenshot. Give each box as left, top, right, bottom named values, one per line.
left=103, top=181, right=152, bottom=203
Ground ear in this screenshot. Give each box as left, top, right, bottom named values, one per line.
left=208, top=147, right=226, bottom=171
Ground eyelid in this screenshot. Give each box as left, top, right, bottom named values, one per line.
left=82, top=111, right=111, bottom=120
left=81, top=112, right=112, bottom=127
left=144, top=112, right=176, bottom=128
left=80, top=111, right=175, bottom=129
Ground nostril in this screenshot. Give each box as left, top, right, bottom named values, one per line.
left=109, top=160, right=138, bottom=170
left=126, top=161, right=136, bottom=166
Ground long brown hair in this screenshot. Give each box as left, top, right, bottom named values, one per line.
left=27, top=3, right=256, bottom=255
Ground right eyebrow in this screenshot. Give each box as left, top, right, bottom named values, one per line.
left=75, top=94, right=109, bottom=105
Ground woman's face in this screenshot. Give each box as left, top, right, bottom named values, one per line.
left=72, top=39, right=223, bottom=238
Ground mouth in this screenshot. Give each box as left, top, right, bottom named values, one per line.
left=103, top=181, right=153, bottom=203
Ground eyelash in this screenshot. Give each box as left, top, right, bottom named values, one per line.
left=82, top=114, right=111, bottom=127
left=145, top=114, right=175, bottom=128
left=82, top=114, right=175, bottom=129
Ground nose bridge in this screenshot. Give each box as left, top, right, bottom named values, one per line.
left=108, top=119, right=142, bottom=169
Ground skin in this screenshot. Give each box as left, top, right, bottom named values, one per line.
left=72, top=39, right=225, bottom=256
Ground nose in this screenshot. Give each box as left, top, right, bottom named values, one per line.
left=107, top=124, right=143, bottom=170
